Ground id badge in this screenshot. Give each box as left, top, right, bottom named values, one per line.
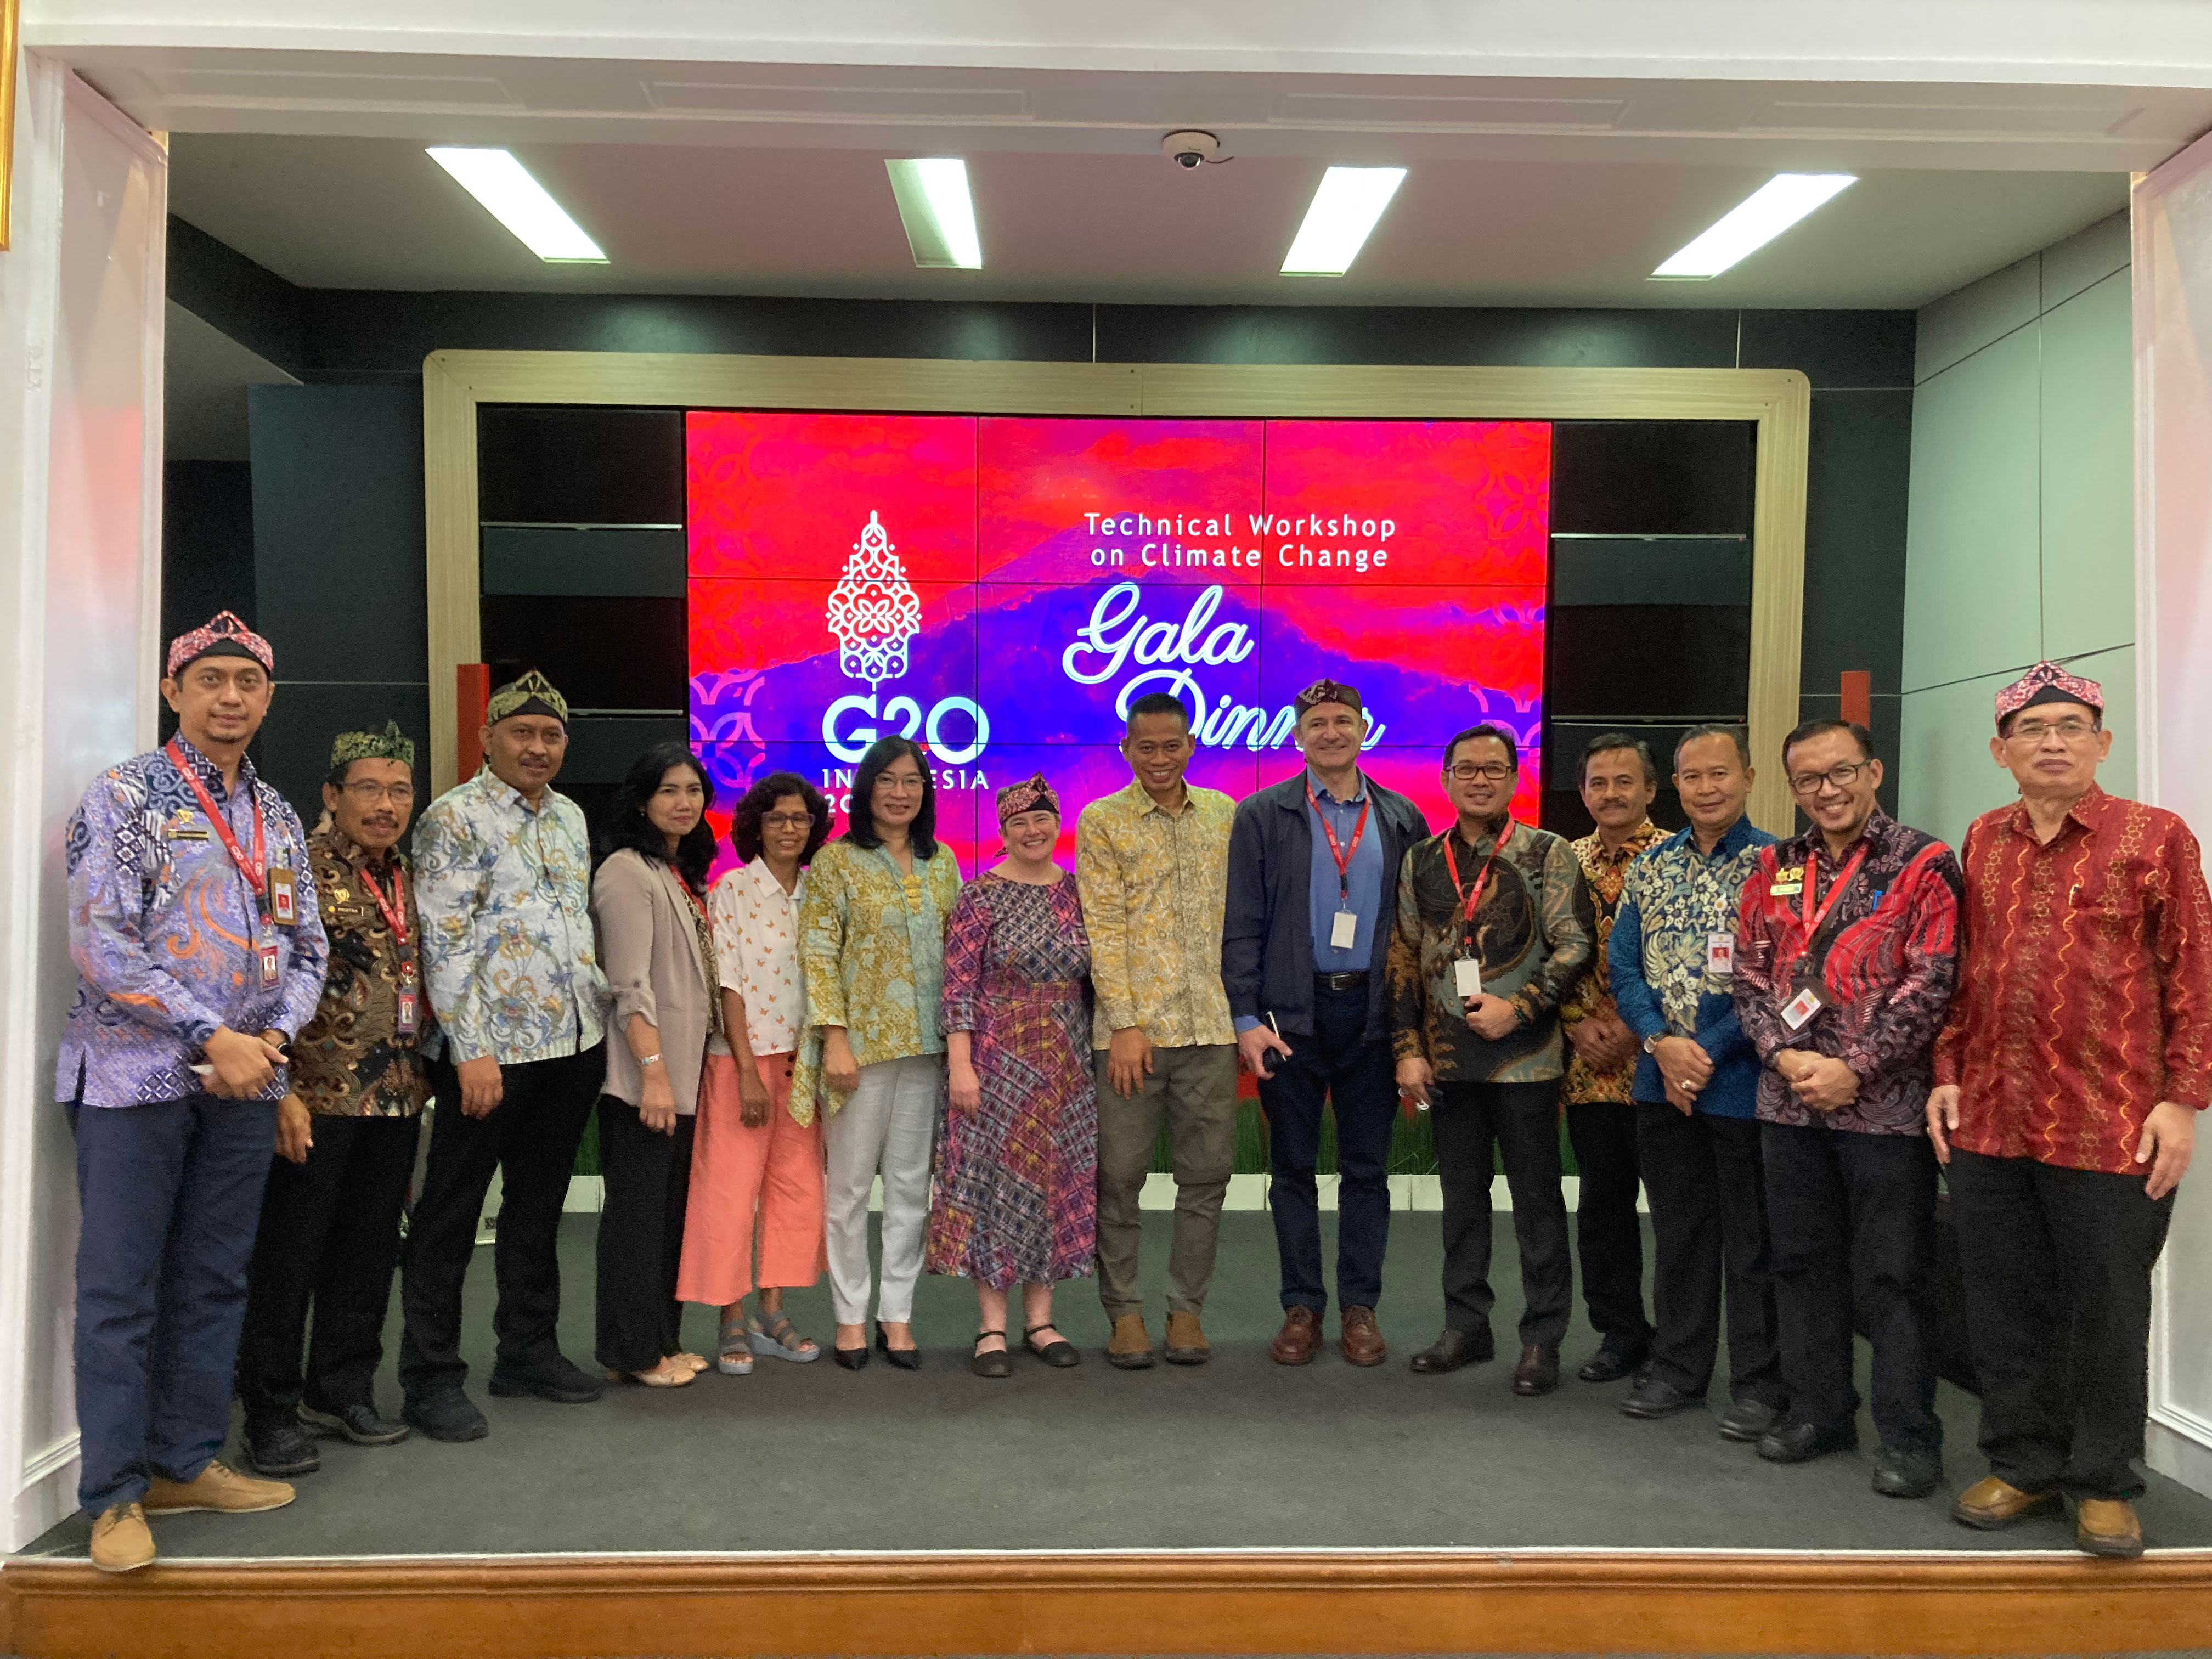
left=268, top=866, right=297, bottom=927
left=396, top=987, right=420, bottom=1040
left=258, top=939, right=281, bottom=988
left=1706, top=932, right=1735, bottom=979
left=1330, top=909, right=1358, bottom=951
left=1781, top=981, right=1826, bottom=1031
left=1453, top=957, right=1482, bottom=1001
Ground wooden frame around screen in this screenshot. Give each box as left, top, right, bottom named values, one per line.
left=421, top=351, right=1810, bottom=831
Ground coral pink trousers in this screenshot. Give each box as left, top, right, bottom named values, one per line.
left=675, top=1052, right=826, bottom=1305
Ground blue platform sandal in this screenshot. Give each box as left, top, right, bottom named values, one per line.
left=715, top=1313, right=755, bottom=1376
left=747, top=1307, right=821, bottom=1364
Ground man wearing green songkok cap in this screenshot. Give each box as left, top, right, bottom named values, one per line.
left=400, top=670, right=612, bottom=1442
left=237, top=721, right=429, bottom=1479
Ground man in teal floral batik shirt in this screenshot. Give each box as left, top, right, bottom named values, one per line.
left=398, top=671, right=612, bottom=1444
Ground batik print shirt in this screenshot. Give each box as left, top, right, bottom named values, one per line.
left=292, top=825, right=432, bottom=1118
left=56, top=738, right=328, bottom=1107
left=1075, top=780, right=1236, bottom=1051
left=708, top=858, right=808, bottom=1058
left=414, top=767, right=607, bottom=1067
left=1559, top=820, right=1664, bottom=1104
left=1934, top=787, right=2212, bottom=1175
left=1733, top=811, right=1962, bottom=1135
left=1387, top=818, right=1594, bottom=1085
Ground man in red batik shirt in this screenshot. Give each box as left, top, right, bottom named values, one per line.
left=1928, top=659, right=2211, bottom=1560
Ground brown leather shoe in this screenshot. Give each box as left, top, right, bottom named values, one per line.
left=2076, top=1497, right=2146, bottom=1559
left=89, top=1503, right=154, bottom=1573
left=143, top=1459, right=295, bottom=1515
left=1340, top=1306, right=1387, bottom=1367
left=1163, top=1310, right=1210, bottom=1365
left=1950, top=1475, right=2062, bottom=1531
left=1270, top=1306, right=1323, bottom=1365
left=1106, top=1313, right=1155, bottom=1370
left=1511, top=1343, right=1561, bottom=1396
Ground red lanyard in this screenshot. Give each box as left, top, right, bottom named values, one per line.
left=357, top=861, right=410, bottom=950
left=166, top=739, right=268, bottom=920
left=1800, top=846, right=1869, bottom=941
left=1441, top=819, right=1514, bottom=927
left=1306, top=782, right=1370, bottom=904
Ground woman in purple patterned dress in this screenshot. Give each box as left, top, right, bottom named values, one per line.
left=927, top=774, right=1098, bottom=1379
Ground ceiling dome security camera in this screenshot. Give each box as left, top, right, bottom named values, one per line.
left=1162, top=131, right=1222, bottom=169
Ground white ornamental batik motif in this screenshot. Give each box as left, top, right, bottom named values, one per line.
left=825, top=510, right=922, bottom=686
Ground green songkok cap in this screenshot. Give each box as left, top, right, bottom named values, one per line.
left=329, top=720, right=416, bottom=770
left=486, top=669, right=569, bottom=726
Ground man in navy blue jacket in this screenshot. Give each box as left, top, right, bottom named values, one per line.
left=1607, top=725, right=1787, bottom=1440
left=1224, top=680, right=1427, bottom=1367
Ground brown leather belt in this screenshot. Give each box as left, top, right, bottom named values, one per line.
left=1316, top=971, right=1369, bottom=991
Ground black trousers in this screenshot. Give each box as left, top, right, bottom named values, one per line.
left=594, top=1096, right=696, bottom=1374
left=238, top=1113, right=421, bottom=1419
left=398, top=1046, right=602, bottom=1400
left=1259, top=983, right=1398, bottom=1314
left=1564, top=1096, right=1652, bottom=1360
left=1947, top=1148, right=2176, bottom=1500
left=1431, top=1079, right=1572, bottom=1348
left=1761, top=1122, right=1942, bottom=1452
left=1635, top=1102, right=1785, bottom=1406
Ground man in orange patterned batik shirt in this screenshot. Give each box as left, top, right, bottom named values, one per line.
left=1928, top=659, right=2212, bottom=1561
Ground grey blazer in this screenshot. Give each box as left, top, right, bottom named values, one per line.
left=591, top=848, right=729, bottom=1113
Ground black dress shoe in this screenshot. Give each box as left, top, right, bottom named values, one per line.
left=972, top=1331, right=1011, bottom=1379
left=1576, top=1346, right=1647, bottom=1384
left=1620, top=1376, right=1705, bottom=1419
left=241, top=1413, right=320, bottom=1477
left=1510, top=1344, right=1561, bottom=1397
left=1717, top=1396, right=1786, bottom=1443
left=1872, top=1443, right=1945, bottom=1499
left=1758, top=1418, right=1861, bottom=1464
left=831, top=1343, right=870, bottom=1371
left=1023, top=1324, right=1081, bottom=1368
left=402, top=1390, right=488, bottom=1443
left=1409, top=1327, right=1494, bottom=1374
left=876, top=1322, right=922, bottom=1370
left=488, top=1355, right=603, bottom=1404
left=298, top=1400, right=410, bottom=1446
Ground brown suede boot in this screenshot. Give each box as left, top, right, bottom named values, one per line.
left=1164, top=1310, right=1210, bottom=1366
left=1106, top=1313, right=1155, bottom=1370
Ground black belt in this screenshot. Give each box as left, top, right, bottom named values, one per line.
left=1316, top=970, right=1369, bottom=991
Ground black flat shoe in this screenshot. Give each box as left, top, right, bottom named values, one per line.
left=1620, top=1377, right=1704, bottom=1419
left=1023, top=1323, right=1080, bottom=1368
left=1758, top=1417, right=1860, bottom=1464
left=1577, top=1346, right=1647, bottom=1385
left=1717, top=1396, right=1786, bottom=1443
left=832, top=1344, right=869, bottom=1371
left=972, top=1329, right=1011, bottom=1379
left=876, top=1322, right=921, bottom=1370
left=1872, top=1443, right=1945, bottom=1499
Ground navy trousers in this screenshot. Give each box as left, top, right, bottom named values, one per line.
left=1257, top=981, right=1397, bottom=1315
left=70, top=1095, right=278, bottom=1513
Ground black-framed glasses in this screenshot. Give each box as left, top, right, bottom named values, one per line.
left=1786, top=761, right=1870, bottom=797
left=760, top=811, right=815, bottom=829
left=341, top=780, right=415, bottom=804
left=1445, top=762, right=1513, bottom=782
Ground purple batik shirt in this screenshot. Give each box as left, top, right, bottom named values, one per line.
left=55, top=737, right=328, bottom=1107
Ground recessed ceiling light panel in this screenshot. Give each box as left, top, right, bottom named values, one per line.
left=1651, top=173, right=1857, bottom=280
left=1281, top=166, right=1407, bottom=276
left=886, top=158, right=983, bottom=270
left=426, top=147, right=606, bottom=263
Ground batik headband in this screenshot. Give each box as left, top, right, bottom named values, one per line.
left=1294, top=677, right=1363, bottom=718
left=1995, top=661, right=2102, bottom=730
left=996, top=772, right=1059, bottom=823
left=486, top=669, right=569, bottom=726
left=166, top=610, right=274, bottom=678
left=329, top=720, right=416, bottom=770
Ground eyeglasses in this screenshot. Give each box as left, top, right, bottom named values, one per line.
left=1786, top=762, right=1870, bottom=797
left=1445, top=762, right=1514, bottom=782
left=341, top=780, right=415, bottom=805
left=876, top=773, right=926, bottom=793
left=761, top=811, right=814, bottom=830
left=2006, top=718, right=2099, bottom=744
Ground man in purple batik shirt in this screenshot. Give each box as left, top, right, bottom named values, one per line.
left=57, top=611, right=328, bottom=1573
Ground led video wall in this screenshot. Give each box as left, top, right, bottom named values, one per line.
left=688, top=412, right=1551, bottom=871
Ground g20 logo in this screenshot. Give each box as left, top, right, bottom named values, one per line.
left=822, top=694, right=990, bottom=765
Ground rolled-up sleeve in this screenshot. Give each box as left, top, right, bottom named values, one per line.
left=592, top=855, right=662, bottom=1030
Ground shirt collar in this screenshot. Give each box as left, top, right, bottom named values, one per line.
left=314, top=821, right=402, bottom=875
left=1671, top=814, right=1758, bottom=861
left=740, top=855, right=802, bottom=902
left=1584, top=818, right=1660, bottom=865
left=2004, top=783, right=2109, bottom=840
left=170, top=734, right=256, bottom=800
left=1122, top=777, right=1190, bottom=818
left=1306, top=767, right=1368, bottom=806
left=1796, top=807, right=1894, bottom=866
left=473, top=763, right=541, bottom=814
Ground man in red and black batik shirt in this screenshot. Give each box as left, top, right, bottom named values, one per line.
left=1929, top=660, right=2212, bottom=1560
left=1735, top=719, right=1961, bottom=1503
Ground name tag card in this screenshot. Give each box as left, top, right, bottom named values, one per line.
left=1454, top=957, right=1482, bottom=1001
left=268, top=866, right=297, bottom=928
left=1707, top=932, right=1735, bottom=977
left=258, top=940, right=281, bottom=988
left=1781, top=983, right=1826, bottom=1031
left=1330, top=910, right=1358, bottom=951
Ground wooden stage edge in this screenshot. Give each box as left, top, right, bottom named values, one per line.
left=7, top=1548, right=2212, bottom=1657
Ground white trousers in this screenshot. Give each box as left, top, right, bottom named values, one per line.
left=822, top=1053, right=941, bottom=1325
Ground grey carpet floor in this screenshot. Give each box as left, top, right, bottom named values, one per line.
left=22, top=1212, right=2212, bottom=1561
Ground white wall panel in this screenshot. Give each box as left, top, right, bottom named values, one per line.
left=2040, top=272, right=2138, bottom=661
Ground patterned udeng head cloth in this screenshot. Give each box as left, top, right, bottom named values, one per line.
left=166, top=610, right=274, bottom=678
left=1293, top=677, right=1363, bottom=719
left=329, top=720, right=416, bottom=770
left=1995, top=661, right=2103, bottom=730
left=996, top=772, right=1059, bottom=823
left=486, top=669, right=569, bottom=726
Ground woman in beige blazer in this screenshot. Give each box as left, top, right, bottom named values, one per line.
left=590, top=743, right=728, bottom=1389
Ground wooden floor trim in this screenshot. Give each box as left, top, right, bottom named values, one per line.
left=7, top=1547, right=2212, bottom=1657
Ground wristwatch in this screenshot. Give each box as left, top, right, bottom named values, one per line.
left=1642, top=1032, right=1662, bottom=1056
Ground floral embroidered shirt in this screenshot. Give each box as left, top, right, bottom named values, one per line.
left=57, top=737, right=328, bottom=1107
left=292, top=825, right=432, bottom=1118
left=1074, top=779, right=1237, bottom=1051
left=709, top=857, right=809, bottom=1057
left=1559, top=820, right=1666, bottom=1104
left=794, top=836, right=962, bottom=1119
left=413, top=766, right=607, bottom=1067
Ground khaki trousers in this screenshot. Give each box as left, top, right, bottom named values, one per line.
left=1092, top=1043, right=1239, bottom=1318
